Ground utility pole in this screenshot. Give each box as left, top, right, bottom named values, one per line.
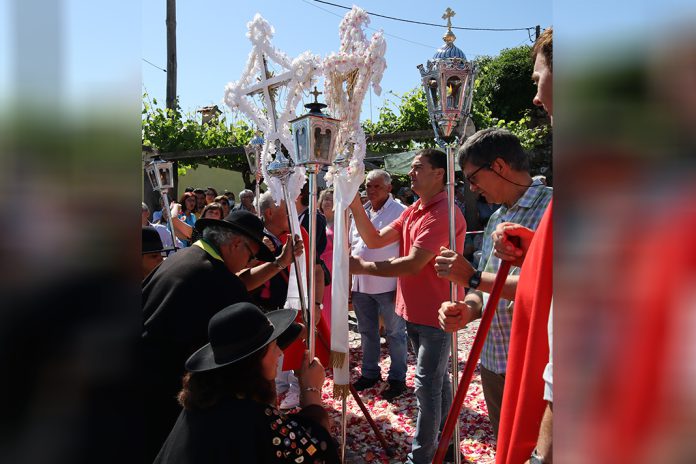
left=166, top=0, right=177, bottom=111
left=536, top=25, right=541, bottom=41
left=165, top=0, right=179, bottom=200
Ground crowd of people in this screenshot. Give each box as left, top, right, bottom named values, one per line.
left=141, top=28, right=553, bottom=464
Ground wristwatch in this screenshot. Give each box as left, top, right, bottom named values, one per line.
left=468, top=270, right=482, bottom=289
left=529, top=449, right=545, bottom=464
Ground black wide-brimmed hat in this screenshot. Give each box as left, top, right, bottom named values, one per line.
left=185, top=302, right=301, bottom=373
left=194, top=209, right=274, bottom=262
left=142, top=226, right=175, bottom=254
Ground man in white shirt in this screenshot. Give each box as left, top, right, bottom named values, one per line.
left=350, top=169, right=408, bottom=400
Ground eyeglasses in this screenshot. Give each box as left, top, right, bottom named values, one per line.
left=241, top=240, right=257, bottom=265
left=465, top=164, right=491, bottom=186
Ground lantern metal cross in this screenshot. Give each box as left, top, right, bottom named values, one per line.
left=244, top=132, right=265, bottom=217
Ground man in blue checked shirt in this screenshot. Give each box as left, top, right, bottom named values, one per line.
left=434, top=127, right=552, bottom=438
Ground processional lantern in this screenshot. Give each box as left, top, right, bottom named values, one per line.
left=144, top=156, right=178, bottom=252
left=417, top=7, right=476, bottom=143
left=244, top=132, right=265, bottom=218
left=244, top=132, right=264, bottom=176
left=145, top=158, right=175, bottom=192
left=290, top=87, right=340, bottom=168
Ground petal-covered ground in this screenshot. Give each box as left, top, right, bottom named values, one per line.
left=290, top=317, right=496, bottom=463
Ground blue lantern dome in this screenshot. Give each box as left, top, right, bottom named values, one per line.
left=433, top=43, right=467, bottom=60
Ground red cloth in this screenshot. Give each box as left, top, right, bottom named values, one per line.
left=496, top=201, right=552, bottom=464
left=389, top=190, right=466, bottom=328
left=280, top=227, right=331, bottom=370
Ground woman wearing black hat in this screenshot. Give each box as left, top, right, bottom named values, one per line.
left=154, top=302, right=339, bottom=464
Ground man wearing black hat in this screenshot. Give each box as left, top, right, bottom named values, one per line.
left=142, top=210, right=301, bottom=462
left=142, top=226, right=174, bottom=279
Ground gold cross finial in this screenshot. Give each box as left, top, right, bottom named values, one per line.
left=442, top=8, right=456, bottom=31
left=310, top=86, right=322, bottom=103
left=442, top=7, right=457, bottom=44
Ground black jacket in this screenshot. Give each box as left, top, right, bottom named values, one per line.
left=155, top=398, right=339, bottom=464
left=142, top=245, right=251, bottom=463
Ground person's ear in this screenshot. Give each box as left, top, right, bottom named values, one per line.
left=386, top=184, right=393, bottom=193
left=492, top=157, right=507, bottom=173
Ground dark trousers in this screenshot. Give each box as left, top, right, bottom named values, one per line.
left=480, top=364, right=506, bottom=439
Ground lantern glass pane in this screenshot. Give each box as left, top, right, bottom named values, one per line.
left=147, top=166, right=158, bottom=190
left=446, top=76, right=463, bottom=110
left=314, top=127, right=332, bottom=163
left=296, top=125, right=309, bottom=163
left=158, top=167, right=172, bottom=188
left=428, top=78, right=440, bottom=110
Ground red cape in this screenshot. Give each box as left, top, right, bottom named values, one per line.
left=496, top=201, right=553, bottom=464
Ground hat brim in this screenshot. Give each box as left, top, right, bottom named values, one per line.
left=194, top=218, right=275, bottom=262
left=184, top=308, right=298, bottom=373
left=142, top=246, right=177, bottom=255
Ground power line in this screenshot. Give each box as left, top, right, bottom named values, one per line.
left=301, top=0, right=441, bottom=51
left=311, top=0, right=535, bottom=32
left=143, top=58, right=167, bottom=72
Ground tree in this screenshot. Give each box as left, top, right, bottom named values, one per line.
left=142, top=93, right=255, bottom=183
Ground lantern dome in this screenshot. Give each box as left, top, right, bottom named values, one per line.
left=433, top=43, right=467, bottom=60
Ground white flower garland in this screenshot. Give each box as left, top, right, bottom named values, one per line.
left=321, top=7, right=388, bottom=397
left=223, top=14, right=319, bottom=203
left=322, top=6, right=387, bottom=185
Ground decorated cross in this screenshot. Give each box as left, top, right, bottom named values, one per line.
left=224, top=14, right=319, bottom=168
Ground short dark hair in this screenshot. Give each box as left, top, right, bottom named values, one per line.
left=184, top=187, right=194, bottom=193
left=532, top=27, right=552, bottom=71
left=205, top=187, right=218, bottom=197
left=458, top=128, right=530, bottom=172
left=416, top=148, right=447, bottom=185
left=177, top=345, right=274, bottom=410
left=193, top=188, right=205, bottom=195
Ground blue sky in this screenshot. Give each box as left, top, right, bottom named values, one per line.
left=141, top=0, right=552, bottom=123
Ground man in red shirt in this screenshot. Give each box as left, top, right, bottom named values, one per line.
left=350, top=149, right=466, bottom=464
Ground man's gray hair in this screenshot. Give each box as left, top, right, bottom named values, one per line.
left=258, top=190, right=279, bottom=217
left=202, top=225, right=240, bottom=249
left=365, top=169, right=391, bottom=185
left=239, top=189, right=254, bottom=199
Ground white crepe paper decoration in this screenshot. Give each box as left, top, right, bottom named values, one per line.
left=322, top=6, right=387, bottom=398
left=223, top=14, right=322, bottom=315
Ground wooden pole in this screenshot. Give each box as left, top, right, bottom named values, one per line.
left=166, top=0, right=178, bottom=198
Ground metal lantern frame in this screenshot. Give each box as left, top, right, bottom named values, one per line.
left=244, top=132, right=265, bottom=217
left=145, top=158, right=178, bottom=252
left=145, top=159, right=175, bottom=192
left=289, top=89, right=341, bottom=168
left=417, top=55, right=476, bottom=142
